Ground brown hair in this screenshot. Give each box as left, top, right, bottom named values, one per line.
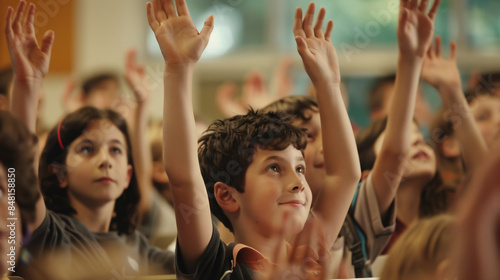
left=198, top=110, right=307, bottom=232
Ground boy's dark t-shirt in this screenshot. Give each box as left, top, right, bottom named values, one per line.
left=176, top=223, right=256, bottom=280
left=23, top=211, right=175, bottom=278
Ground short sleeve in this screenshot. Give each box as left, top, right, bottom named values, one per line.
left=175, top=223, right=233, bottom=280
left=353, top=173, right=396, bottom=262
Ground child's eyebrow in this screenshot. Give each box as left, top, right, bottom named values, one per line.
left=263, top=155, right=305, bottom=164
left=109, top=139, right=125, bottom=146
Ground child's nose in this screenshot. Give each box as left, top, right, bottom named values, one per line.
left=289, top=175, right=305, bottom=193
left=97, top=149, right=112, bottom=169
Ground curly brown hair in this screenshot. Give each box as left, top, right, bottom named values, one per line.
left=198, top=110, right=307, bottom=232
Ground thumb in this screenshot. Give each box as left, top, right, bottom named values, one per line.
left=199, top=15, right=214, bottom=42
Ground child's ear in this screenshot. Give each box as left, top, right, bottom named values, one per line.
left=441, top=136, right=460, bottom=158
left=50, top=163, right=68, bottom=188
left=124, top=164, right=133, bottom=189
left=214, top=182, right=239, bottom=213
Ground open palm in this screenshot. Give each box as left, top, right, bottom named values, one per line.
left=294, top=3, right=340, bottom=84
left=147, top=0, right=213, bottom=65
left=421, top=36, right=461, bottom=91
left=5, top=1, right=54, bottom=81
left=397, top=0, right=441, bottom=57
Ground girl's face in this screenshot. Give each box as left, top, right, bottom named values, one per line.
left=62, top=119, right=132, bottom=207
left=470, top=95, right=500, bottom=148
left=374, top=122, right=436, bottom=181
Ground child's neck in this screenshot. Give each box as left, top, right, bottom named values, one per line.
left=233, top=229, right=287, bottom=263
left=69, top=195, right=115, bottom=233
left=396, top=177, right=426, bottom=226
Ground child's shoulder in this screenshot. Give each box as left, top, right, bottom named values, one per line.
left=175, top=223, right=255, bottom=280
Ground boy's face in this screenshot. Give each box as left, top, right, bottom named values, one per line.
left=235, top=145, right=312, bottom=236
left=63, top=120, right=132, bottom=207
left=292, top=109, right=323, bottom=198
left=470, top=95, right=500, bottom=148
left=374, top=122, right=436, bottom=181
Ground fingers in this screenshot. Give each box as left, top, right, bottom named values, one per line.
left=409, top=0, right=418, bottom=10
left=399, top=8, right=409, bottom=26
left=175, top=0, right=190, bottom=17
left=313, top=7, right=326, bottom=38
left=162, top=0, right=177, bottom=18
left=428, top=0, right=441, bottom=20
left=4, top=7, right=14, bottom=37
left=24, top=3, right=36, bottom=35
left=419, top=0, right=429, bottom=12
left=40, top=30, right=55, bottom=56
left=146, top=2, right=160, bottom=29
left=199, top=15, right=214, bottom=42
left=324, top=20, right=333, bottom=41
left=426, top=44, right=434, bottom=59
left=302, top=2, right=315, bottom=38
left=293, top=8, right=304, bottom=37
left=153, top=0, right=167, bottom=22
left=450, top=41, right=457, bottom=60
left=295, top=36, right=313, bottom=61
left=12, top=0, right=26, bottom=35
left=435, top=35, right=442, bottom=57
left=400, top=0, right=410, bottom=9
left=126, top=49, right=137, bottom=69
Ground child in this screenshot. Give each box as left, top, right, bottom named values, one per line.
left=5, top=1, right=175, bottom=278
left=379, top=215, right=456, bottom=280
left=421, top=36, right=488, bottom=195
left=355, top=0, right=442, bottom=254
left=147, top=0, right=359, bottom=278
left=262, top=96, right=396, bottom=278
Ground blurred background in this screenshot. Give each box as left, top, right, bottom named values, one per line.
left=1, top=0, right=499, bottom=129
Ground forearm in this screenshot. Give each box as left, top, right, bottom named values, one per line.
left=10, top=77, right=41, bottom=133
left=439, top=87, right=488, bottom=172
left=312, top=81, right=360, bottom=244
left=384, top=55, right=422, bottom=154
left=131, top=99, right=153, bottom=210
left=315, top=82, right=360, bottom=180
left=162, top=65, right=199, bottom=185
left=373, top=55, right=422, bottom=216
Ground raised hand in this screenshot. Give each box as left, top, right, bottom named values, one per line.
left=5, top=1, right=54, bottom=83
left=146, top=0, right=213, bottom=66
left=124, top=49, right=149, bottom=103
left=397, top=0, right=441, bottom=58
left=293, top=3, right=339, bottom=85
left=421, top=36, right=461, bottom=92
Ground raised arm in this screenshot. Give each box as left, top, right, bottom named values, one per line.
left=147, top=0, right=214, bottom=272
left=124, top=49, right=153, bottom=216
left=421, top=36, right=487, bottom=173
left=5, top=0, right=53, bottom=231
left=457, top=138, right=500, bottom=280
left=294, top=3, right=361, bottom=242
left=371, top=0, right=440, bottom=217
